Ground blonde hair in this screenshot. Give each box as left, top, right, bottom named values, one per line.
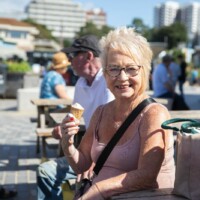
left=100, top=27, right=153, bottom=92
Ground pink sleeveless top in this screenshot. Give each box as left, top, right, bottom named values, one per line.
left=91, top=103, right=175, bottom=188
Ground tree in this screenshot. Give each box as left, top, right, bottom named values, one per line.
left=130, top=18, right=147, bottom=33
left=63, top=39, right=72, bottom=48
left=151, top=22, right=187, bottom=49
left=129, top=18, right=152, bottom=41
left=100, top=25, right=114, bottom=37
left=22, top=18, right=57, bottom=41
left=76, top=22, right=114, bottom=39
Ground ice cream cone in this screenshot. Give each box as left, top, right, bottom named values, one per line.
left=70, top=103, right=84, bottom=120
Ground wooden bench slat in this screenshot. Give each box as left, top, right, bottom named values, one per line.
left=31, top=98, right=72, bottom=106
left=36, top=128, right=53, bottom=137
left=45, top=137, right=59, bottom=149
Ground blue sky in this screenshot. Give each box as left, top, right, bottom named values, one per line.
left=0, top=0, right=197, bottom=28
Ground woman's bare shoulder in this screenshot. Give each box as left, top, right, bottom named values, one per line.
left=144, top=102, right=170, bottom=119
left=139, top=103, right=171, bottom=135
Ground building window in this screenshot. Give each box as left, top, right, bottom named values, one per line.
left=9, top=31, right=27, bottom=39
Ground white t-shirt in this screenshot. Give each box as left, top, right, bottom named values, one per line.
left=73, top=68, right=114, bottom=128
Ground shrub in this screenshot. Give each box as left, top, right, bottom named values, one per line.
left=6, top=61, right=31, bottom=73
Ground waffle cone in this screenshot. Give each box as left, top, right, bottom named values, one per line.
left=70, top=106, right=84, bottom=120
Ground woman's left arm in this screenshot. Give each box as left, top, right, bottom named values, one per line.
left=81, top=105, right=173, bottom=199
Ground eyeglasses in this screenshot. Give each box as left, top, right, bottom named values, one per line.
left=106, top=65, right=142, bottom=77
left=67, top=51, right=86, bottom=61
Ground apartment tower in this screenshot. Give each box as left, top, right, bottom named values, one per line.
left=154, top=1, right=200, bottom=46
left=26, top=0, right=86, bottom=40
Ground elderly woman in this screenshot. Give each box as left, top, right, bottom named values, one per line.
left=61, top=27, right=175, bottom=200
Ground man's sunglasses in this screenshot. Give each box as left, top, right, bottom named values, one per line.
left=67, top=51, right=86, bottom=60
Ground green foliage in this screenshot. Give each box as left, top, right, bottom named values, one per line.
left=130, top=19, right=148, bottom=34
left=6, top=61, right=31, bottom=73
left=151, top=22, right=187, bottom=49
left=76, top=22, right=114, bottom=39
left=100, top=25, right=114, bottom=37
left=128, top=18, right=153, bottom=41
left=22, top=18, right=57, bottom=41
left=63, top=39, right=72, bottom=48
left=171, top=49, right=185, bottom=61
left=128, top=18, right=187, bottom=49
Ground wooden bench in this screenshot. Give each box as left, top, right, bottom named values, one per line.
left=45, top=137, right=59, bottom=149
left=31, top=99, right=72, bottom=159
left=45, top=137, right=64, bottom=157
left=35, top=128, right=54, bottom=159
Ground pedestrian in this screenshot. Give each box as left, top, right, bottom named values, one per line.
left=62, top=65, right=79, bottom=86
left=190, top=67, right=199, bottom=85
left=152, top=55, right=175, bottom=98
left=177, top=54, right=187, bottom=98
left=40, top=52, right=71, bottom=105
left=152, top=54, right=189, bottom=110
left=37, top=35, right=114, bottom=200
left=60, top=27, right=175, bottom=199
left=170, top=57, right=181, bottom=89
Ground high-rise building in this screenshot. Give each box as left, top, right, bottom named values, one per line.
left=154, top=1, right=200, bottom=46
left=181, top=2, right=200, bottom=44
left=26, top=0, right=86, bottom=41
left=26, top=0, right=107, bottom=42
left=154, top=1, right=180, bottom=28
left=86, top=8, right=107, bottom=29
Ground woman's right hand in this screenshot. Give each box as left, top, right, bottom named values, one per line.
left=60, top=113, right=80, bottom=146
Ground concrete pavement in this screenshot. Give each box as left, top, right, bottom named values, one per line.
left=0, top=100, right=57, bottom=199
left=0, top=82, right=199, bottom=200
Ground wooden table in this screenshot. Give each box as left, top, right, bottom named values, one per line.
left=31, top=98, right=72, bottom=157
left=31, top=98, right=72, bottom=128
left=111, top=188, right=187, bottom=199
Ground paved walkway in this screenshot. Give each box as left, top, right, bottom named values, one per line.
left=0, top=101, right=56, bottom=199
left=0, top=82, right=200, bottom=200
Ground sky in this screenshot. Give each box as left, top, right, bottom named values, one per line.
left=0, top=0, right=197, bottom=28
